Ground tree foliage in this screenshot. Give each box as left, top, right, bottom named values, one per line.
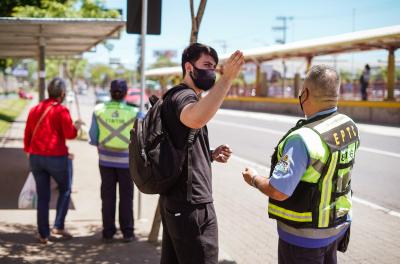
left=89, top=63, right=115, bottom=87
left=12, top=0, right=120, bottom=18
left=0, top=0, right=67, bottom=17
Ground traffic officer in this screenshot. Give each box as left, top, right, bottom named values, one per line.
left=89, top=79, right=138, bottom=242
left=242, top=65, right=360, bottom=264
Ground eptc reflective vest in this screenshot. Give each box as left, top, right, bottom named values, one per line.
left=268, top=112, right=360, bottom=229
left=94, top=101, right=138, bottom=150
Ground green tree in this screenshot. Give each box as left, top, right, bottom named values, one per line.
left=340, top=69, right=352, bottom=83
left=148, top=54, right=179, bottom=93
left=0, top=0, right=67, bottom=17
left=89, top=63, right=115, bottom=88
left=12, top=0, right=119, bottom=18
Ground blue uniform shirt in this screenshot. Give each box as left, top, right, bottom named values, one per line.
left=89, top=114, right=99, bottom=146
left=270, top=107, right=349, bottom=248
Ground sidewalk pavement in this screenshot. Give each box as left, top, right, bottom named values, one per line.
left=0, top=99, right=162, bottom=263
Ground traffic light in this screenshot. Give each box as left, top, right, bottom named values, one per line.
left=126, top=0, right=162, bottom=35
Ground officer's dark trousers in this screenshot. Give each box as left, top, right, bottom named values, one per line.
left=278, top=238, right=340, bottom=264
left=160, top=197, right=218, bottom=264
left=99, top=165, right=134, bottom=239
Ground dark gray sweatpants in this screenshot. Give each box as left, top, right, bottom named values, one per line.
left=160, top=197, right=218, bottom=264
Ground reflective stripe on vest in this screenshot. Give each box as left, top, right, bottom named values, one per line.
left=318, top=151, right=338, bottom=228
left=95, top=102, right=137, bottom=150
left=268, top=204, right=312, bottom=222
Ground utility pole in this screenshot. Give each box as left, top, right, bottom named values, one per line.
left=272, top=16, right=293, bottom=45
left=214, top=40, right=227, bottom=54
left=272, top=16, right=293, bottom=93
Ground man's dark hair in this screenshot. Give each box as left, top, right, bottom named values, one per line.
left=181, top=43, right=218, bottom=77
left=47, top=77, right=66, bottom=99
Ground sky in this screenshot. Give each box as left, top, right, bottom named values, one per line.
left=83, top=0, right=400, bottom=74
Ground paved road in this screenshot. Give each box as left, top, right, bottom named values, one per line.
left=209, top=109, right=400, bottom=212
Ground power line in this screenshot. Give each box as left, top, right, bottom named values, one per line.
left=272, top=16, right=293, bottom=44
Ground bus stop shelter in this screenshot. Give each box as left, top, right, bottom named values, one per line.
left=145, top=25, right=400, bottom=100
left=0, top=17, right=125, bottom=101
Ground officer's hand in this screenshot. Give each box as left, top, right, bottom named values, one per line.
left=68, top=153, right=75, bottom=160
left=242, top=167, right=258, bottom=186
left=212, top=144, right=232, bottom=163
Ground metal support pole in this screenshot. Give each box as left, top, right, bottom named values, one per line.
left=148, top=198, right=161, bottom=243
left=38, top=37, right=46, bottom=102
left=306, top=56, right=313, bottom=73
left=255, top=63, right=261, bottom=96
left=137, top=0, right=148, bottom=220
left=282, top=60, right=286, bottom=94
left=294, top=73, right=301, bottom=97
left=387, top=48, right=396, bottom=101
left=140, top=0, right=147, bottom=114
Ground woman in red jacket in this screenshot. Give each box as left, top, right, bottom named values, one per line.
left=24, top=77, right=82, bottom=244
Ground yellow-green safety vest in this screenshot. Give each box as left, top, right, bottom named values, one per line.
left=94, top=101, right=138, bottom=150
left=268, top=113, right=360, bottom=229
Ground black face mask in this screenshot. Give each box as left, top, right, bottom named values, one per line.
left=190, top=64, right=216, bottom=91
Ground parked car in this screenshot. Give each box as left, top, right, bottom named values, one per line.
left=124, top=88, right=149, bottom=109
left=95, top=90, right=110, bottom=104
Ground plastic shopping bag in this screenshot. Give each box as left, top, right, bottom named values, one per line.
left=18, top=172, right=37, bottom=209
left=76, top=124, right=89, bottom=141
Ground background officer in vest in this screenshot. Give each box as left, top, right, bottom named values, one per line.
left=241, top=65, right=360, bottom=264
left=89, top=79, right=138, bottom=243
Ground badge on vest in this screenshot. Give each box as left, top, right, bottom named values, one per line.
left=112, top=111, right=119, bottom=118
left=275, top=154, right=290, bottom=173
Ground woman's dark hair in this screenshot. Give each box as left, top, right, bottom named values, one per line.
left=47, top=77, right=66, bottom=99
left=181, top=43, right=218, bottom=77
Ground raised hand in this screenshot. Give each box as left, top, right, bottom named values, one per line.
left=221, top=50, right=244, bottom=81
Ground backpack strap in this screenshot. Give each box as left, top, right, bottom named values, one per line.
left=162, top=84, right=200, bottom=202
left=186, top=128, right=198, bottom=202
left=31, top=102, right=58, bottom=144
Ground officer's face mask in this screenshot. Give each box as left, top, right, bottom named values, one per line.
left=298, top=88, right=308, bottom=113
left=190, top=63, right=216, bottom=91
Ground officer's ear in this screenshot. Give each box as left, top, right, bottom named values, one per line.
left=301, top=86, right=310, bottom=101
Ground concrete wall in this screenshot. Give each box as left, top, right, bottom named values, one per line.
left=222, top=97, right=400, bottom=126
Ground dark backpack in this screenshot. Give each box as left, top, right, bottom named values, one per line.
left=129, top=87, right=197, bottom=195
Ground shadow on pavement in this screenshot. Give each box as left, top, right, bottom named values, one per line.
left=0, top=147, right=75, bottom=210
left=0, top=148, right=29, bottom=209
left=0, top=223, right=161, bottom=264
